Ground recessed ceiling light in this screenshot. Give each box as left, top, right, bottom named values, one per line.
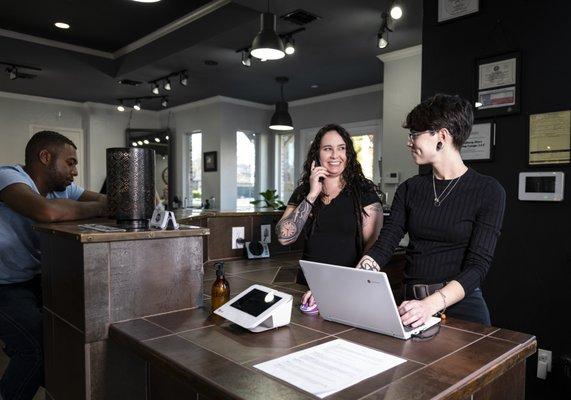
left=310, top=84, right=318, bottom=89
left=54, top=22, right=70, bottom=29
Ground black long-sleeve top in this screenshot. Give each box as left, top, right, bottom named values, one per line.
left=366, top=168, right=506, bottom=295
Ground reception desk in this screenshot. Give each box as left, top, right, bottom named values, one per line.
left=33, top=220, right=209, bottom=400
left=109, top=253, right=536, bottom=400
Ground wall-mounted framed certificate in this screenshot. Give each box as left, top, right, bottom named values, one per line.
left=461, top=121, right=495, bottom=161
left=528, top=110, right=570, bottom=166
left=474, top=52, right=521, bottom=118
left=438, top=0, right=479, bottom=23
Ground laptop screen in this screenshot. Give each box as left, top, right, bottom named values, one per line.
left=230, top=289, right=282, bottom=317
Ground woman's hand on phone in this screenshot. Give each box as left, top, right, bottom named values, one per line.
left=309, top=161, right=328, bottom=197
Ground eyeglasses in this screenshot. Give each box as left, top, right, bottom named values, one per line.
left=408, top=129, right=436, bottom=141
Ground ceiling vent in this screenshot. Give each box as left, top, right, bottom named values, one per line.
left=280, top=9, right=321, bottom=26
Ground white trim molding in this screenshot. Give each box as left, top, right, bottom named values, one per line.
left=377, top=45, right=422, bottom=63
left=0, top=29, right=114, bottom=59
left=289, top=84, right=382, bottom=107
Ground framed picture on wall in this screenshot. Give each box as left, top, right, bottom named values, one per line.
left=204, top=151, right=218, bottom=172
left=461, top=121, right=495, bottom=161
left=528, top=110, right=571, bottom=166
left=438, top=0, right=479, bottom=23
left=474, top=52, right=521, bottom=119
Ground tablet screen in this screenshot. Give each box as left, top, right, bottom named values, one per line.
left=229, top=289, right=282, bottom=317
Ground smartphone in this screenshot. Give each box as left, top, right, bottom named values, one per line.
left=315, top=158, right=325, bottom=182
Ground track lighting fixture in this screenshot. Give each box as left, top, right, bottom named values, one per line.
left=8, top=67, right=17, bottom=80
left=269, top=77, right=294, bottom=131
left=241, top=50, right=252, bottom=67
left=137, top=141, right=143, bottom=146
left=163, top=79, right=171, bottom=91
left=154, top=137, right=160, bottom=143
left=152, top=82, right=160, bottom=95
left=143, top=139, right=150, bottom=144
left=116, top=95, right=168, bottom=112
left=390, top=2, right=403, bottom=20
left=132, top=142, right=138, bottom=146
left=377, top=12, right=393, bottom=49
left=284, top=37, right=295, bottom=55
left=250, top=0, right=285, bottom=60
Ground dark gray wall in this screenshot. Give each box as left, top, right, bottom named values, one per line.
left=422, top=0, right=571, bottom=397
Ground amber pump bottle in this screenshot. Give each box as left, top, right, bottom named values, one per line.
left=211, top=262, right=230, bottom=311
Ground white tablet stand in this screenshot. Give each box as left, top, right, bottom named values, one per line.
left=214, top=284, right=293, bottom=333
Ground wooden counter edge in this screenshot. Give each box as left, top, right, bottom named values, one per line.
left=437, top=336, right=537, bottom=400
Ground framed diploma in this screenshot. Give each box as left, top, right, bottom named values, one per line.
left=461, top=121, right=495, bottom=161
left=528, top=110, right=571, bottom=166
left=474, top=52, right=521, bottom=118
left=438, top=0, right=479, bottom=23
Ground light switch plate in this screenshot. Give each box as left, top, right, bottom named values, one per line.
left=261, top=224, right=271, bottom=243
left=232, top=226, right=245, bottom=249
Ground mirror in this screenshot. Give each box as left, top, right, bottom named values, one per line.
left=125, top=128, right=175, bottom=209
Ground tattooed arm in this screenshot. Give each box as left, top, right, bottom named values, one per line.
left=362, top=202, right=383, bottom=253
left=276, top=194, right=318, bottom=245
left=356, top=255, right=381, bottom=271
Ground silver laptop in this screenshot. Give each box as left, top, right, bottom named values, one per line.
left=299, top=260, right=440, bottom=340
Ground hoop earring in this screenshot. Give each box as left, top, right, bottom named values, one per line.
left=436, top=142, right=443, bottom=151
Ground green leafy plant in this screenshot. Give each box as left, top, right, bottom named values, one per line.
left=250, top=189, right=286, bottom=210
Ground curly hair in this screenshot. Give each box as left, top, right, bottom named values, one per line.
left=295, top=123, right=377, bottom=253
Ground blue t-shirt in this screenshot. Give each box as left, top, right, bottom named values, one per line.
left=0, top=165, right=84, bottom=284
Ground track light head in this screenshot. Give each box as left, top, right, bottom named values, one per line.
left=132, top=142, right=138, bottom=146
left=241, top=51, right=252, bottom=67
left=7, top=66, right=17, bottom=80
left=179, top=72, right=188, bottom=87
left=378, top=32, right=389, bottom=49
left=134, top=100, right=141, bottom=111
left=284, top=37, right=295, bottom=55
left=117, top=102, right=125, bottom=112
left=152, top=83, right=160, bottom=94
left=163, top=79, right=171, bottom=91
left=161, top=97, right=168, bottom=108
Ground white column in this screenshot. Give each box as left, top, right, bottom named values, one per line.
left=377, top=45, right=422, bottom=205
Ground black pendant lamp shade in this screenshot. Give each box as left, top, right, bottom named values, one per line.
left=250, top=12, right=285, bottom=60
left=270, top=101, right=293, bottom=131
left=269, top=77, right=294, bottom=131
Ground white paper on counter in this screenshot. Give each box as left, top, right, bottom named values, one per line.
left=253, top=339, right=406, bottom=398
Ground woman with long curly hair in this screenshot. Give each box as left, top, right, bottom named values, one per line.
left=276, top=123, right=383, bottom=309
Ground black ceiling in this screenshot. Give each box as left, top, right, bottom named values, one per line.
left=0, top=0, right=423, bottom=109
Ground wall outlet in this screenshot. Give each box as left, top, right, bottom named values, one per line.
left=538, top=349, right=552, bottom=372
left=261, top=224, right=271, bottom=243
left=232, top=226, right=245, bottom=249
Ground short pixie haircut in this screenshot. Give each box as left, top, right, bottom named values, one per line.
left=403, top=94, right=474, bottom=149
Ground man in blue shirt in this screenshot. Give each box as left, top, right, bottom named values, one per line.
left=0, top=131, right=107, bottom=400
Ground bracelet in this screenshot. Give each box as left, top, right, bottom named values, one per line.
left=435, top=289, right=447, bottom=319
left=304, top=197, right=314, bottom=207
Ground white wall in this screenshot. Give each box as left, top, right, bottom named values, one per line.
left=378, top=46, right=422, bottom=204
left=0, top=92, right=160, bottom=192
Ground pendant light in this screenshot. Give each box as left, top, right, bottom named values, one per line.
left=250, top=0, right=285, bottom=60
left=269, top=77, right=294, bottom=131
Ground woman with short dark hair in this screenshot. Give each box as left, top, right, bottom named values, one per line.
left=277, top=123, right=383, bottom=309
left=357, top=94, right=506, bottom=327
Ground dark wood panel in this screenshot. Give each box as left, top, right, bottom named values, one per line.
left=149, top=364, right=198, bottom=400
left=109, top=237, right=203, bottom=321
left=46, top=312, right=86, bottom=400
left=473, top=360, right=525, bottom=400
left=42, top=235, right=86, bottom=333
left=207, top=216, right=252, bottom=260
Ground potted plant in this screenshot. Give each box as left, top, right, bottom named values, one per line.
left=250, top=189, right=287, bottom=210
